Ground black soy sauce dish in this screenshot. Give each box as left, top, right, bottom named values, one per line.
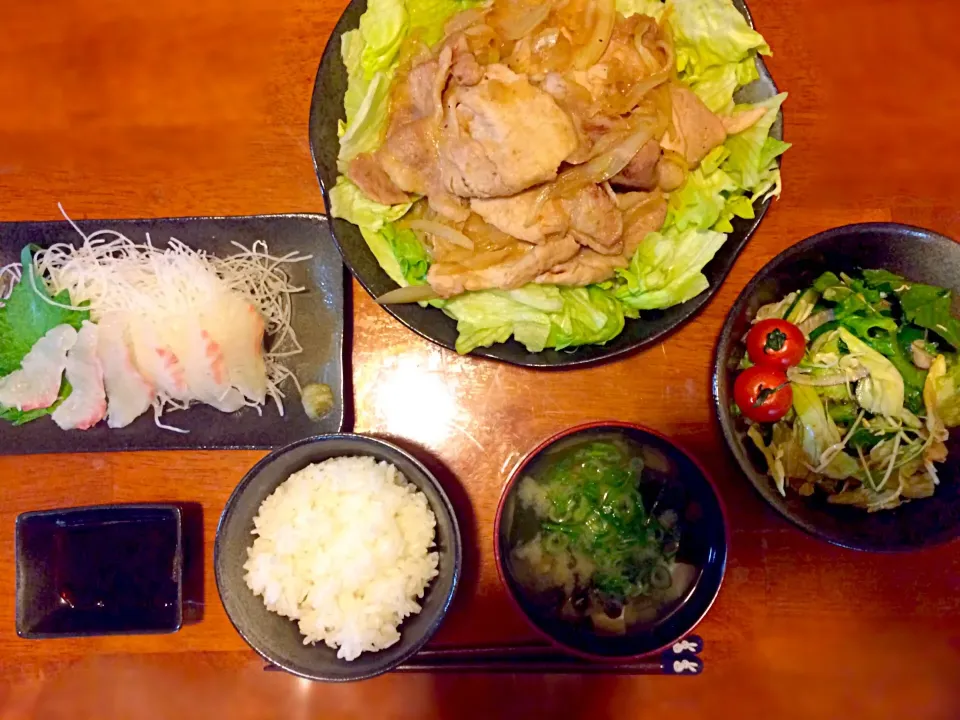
left=494, top=422, right=728, bottom=660
left=214, top=434, right=462, bottom=682
left=714, top=223, right=960, bottom=552
left=15, top=504, right=183, bottom=638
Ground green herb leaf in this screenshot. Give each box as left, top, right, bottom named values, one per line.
left=0, top=246, right=89, bottom=377
left=847, top=427, right=895, bottom=452
left=898, top=283, right=960, bottom=349
left=813, top=271, right=841, bottom=293
left=861, top=269, right=907, bottom=293
left=0, top=246, right=88, bottom=425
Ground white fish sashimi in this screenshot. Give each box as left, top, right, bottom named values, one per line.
left=52, top=321, right=107, bottom=430
left=129, top=320, right=190, bottom=401
left=201, top=296, right=268, bottom=404
left=160, top=315, right=245, bottom=413
left=97, top=314, right=154, bottom=428
left=0, top=325, right=77, bottom=411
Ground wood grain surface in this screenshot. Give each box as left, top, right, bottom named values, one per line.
left=2, top=0, right=960, bottom=718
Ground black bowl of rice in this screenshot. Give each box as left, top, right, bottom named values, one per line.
left=214, top=434, right=462, bottom=681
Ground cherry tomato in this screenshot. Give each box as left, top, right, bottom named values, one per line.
left=746, top=319, right=806, bottom=370
left=734, top=365, right=793, bottom=423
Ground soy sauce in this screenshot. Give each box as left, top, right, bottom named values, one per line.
left=34, top=518, right=179, bottom=634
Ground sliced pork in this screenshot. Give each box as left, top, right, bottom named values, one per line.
left=439, top=64, right=578, bottom=198
left=537, top=192, right=667, bottom=286
left=561, top=185, right=624, bottom=255
left=470, top=190, right=568, bottom=244
left=721, top=106, right=767, bottom=135
left=377, top=45, right=470, bottom=222
left=347, top=153, right=409, bottom=206
left=428, top=235, right=580, bottom=297
left=661, top=85, right=727, bottom=167
left=611, top=139, right=661, bottom=191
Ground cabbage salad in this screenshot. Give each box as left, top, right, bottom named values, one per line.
left=743, top=270, right=960, bottom=512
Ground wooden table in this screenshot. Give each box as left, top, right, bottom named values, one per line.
left=2, top=0, right=960, bottom=717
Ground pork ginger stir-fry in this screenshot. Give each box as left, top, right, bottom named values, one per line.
left=345, top=1, right=767, bottom=300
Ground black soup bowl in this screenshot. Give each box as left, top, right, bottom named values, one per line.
left=494, top=422, right=728, bottom=660
left=215, top=434, right=462, bottom=681
left=714, top=223, right=960, bottom=552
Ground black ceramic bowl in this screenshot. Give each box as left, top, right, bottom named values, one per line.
left=214, top=434, right=462, bottom=681
left=308, top=0, right=783, bottom=367
left=714, top=223, right=960, bottom=551
left=494, top=422, right=727, bottom=660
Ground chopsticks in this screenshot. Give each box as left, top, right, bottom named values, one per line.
left=263, top=635, right=704, bottom=676
left=394, top=636, right=704, bottom=674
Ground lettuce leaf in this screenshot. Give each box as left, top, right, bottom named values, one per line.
left=669, top=0, right=769, bottom=78
left=616, top=0, right=666, bottom=20
left=792, top=384, right=859, bottom=480
left=859, top=270, right=960, bottom=349
left=329, top=176, right=416, bottom=285
left=722, top=92, right=790, bottom=195
left=748, top=420, right=811, bottom=496
left=329, top=177, right=428, bottom=286
left=329, top=177, right=412, bottom=231
left=408, top=0, right=484, bottom=44
left=337, top=33, right=398, bottom=171
left=837, top=328, right=905, bottom=417
left=443, top=285, right=626, bottom=354
left=385, top=225, right=431, bottom=285
left=664, top=147, right=738, bottom=232
left=684, top=56, right=759, bottom=114
left=358, top=0, right=408, bottom=74
left=613, top=228, right=726, bottom=310
left=926, top=355, right=960, bottom=428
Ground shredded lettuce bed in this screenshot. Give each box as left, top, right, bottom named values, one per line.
left=330, top=0, right=789, bottom=354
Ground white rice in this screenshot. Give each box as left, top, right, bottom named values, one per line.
left=243, top=456, right=439, bottom=661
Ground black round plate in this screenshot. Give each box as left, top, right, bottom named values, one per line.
left=309, top=0, right=782, bottom=367
left=713, top=223, right=960, bottom=551
left=214, top=434, right=462, bottom=681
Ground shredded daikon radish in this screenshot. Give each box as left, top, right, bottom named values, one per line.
left=29, top=205, right=311, bottom=425
left=0, top=262, right=21, bottom=307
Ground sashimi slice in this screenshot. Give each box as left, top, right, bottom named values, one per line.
left=97, top=314, right=154, bottom=428
left=201, top=296, right=268, bottom=404
left=52, top=321, right=107, bottom=430
left=129, top=320, right=190, bottom=401
left=160, top=315, right=244, bottom=413
left=0, top=325, right=77, bottom=411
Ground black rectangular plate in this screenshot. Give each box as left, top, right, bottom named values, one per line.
left=0, top=213, right=345, bottom=454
